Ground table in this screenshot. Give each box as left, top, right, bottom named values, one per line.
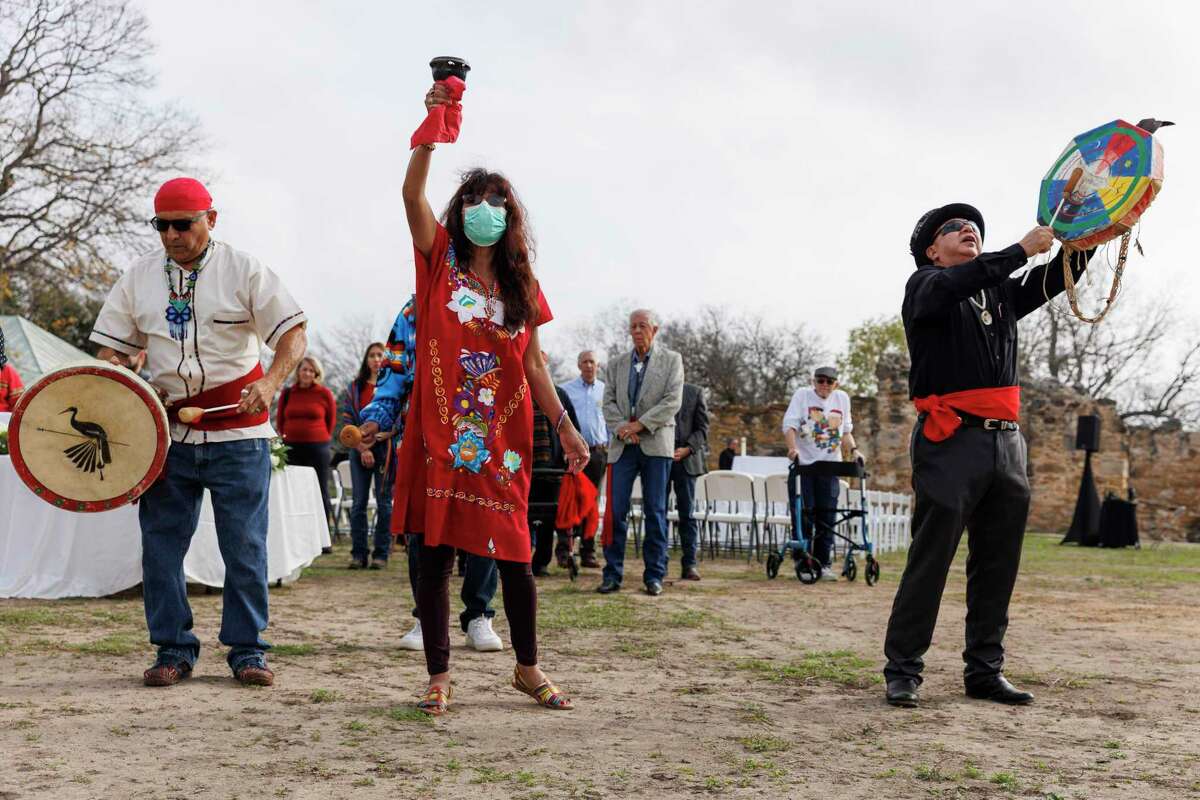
left=0, top=459, right=331, bottom=598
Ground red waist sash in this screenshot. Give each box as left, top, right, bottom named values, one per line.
left=168, top=364, right=270, bottom=431
left=912, top=386, right=1020, bottom=442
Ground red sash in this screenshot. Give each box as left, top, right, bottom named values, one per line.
left=912, top=386, right=1021, bottom=442
left=168, top=364, right=270, bottom=431
left=556, top=471, right=600, bottom=540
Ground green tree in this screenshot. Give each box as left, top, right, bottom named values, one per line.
left=837, top=315, right=907, bottom=396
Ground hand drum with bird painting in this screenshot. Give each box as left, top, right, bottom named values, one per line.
left=9, top=360, right=169, bottom=512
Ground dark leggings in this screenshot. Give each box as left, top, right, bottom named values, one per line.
left=284, top=441, right=332, bottom=524
left=415, top=538, right=538, bottom=675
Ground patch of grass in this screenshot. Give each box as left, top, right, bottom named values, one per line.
left=616, top=639, right=661, bottom=659
left=0, top=607, right=69, bottom=629
left=1007, top=669, right=1093, bottom=690
left=272, top=643, right=317, bottom=657
left=108, top=726, right=131, bottom=738
left=309, top=689, right=339, bottom=703
left=739, top=705, right=771, bottom=725
left=961, top=761, right=982, bottom=780
left=344, top=720, right=368, bottom=732
left=1014, top=533, right=1200, bottom=587
left=1103, top=739, right=1122, bottom=749
left=736, top=650, right=881, bottom=688
left=384, top=706, right=433, bottom=724
left=538, top=594, right=641, bottom=631
left=668, top=609, right=713, bottom=628
left=68, top=633, right=145, bottom=656
left=736, top=735, right=789, bottom=753
left=351, top=777, right=374, bottom=787
left=914, top=764, right=948, bottom=782
left=989, top=771, right=1019, bottom=791
left=447, top=759, right=461, bottom=772
left=471, top=766, right=512, bottom=784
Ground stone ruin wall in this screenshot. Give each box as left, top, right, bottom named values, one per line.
left=706, top=355, right=1200, bottom=541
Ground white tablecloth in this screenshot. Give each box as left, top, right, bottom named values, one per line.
left=731, top=455, right=791, bottom=476
left=0, top=460, right=330, bottom=598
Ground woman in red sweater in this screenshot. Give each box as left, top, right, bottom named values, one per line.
left=276, top=355, right=337, bottom=527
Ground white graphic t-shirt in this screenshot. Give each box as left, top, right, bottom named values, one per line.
left=781, top=387, right=854, bottom=465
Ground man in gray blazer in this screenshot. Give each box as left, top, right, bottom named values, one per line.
left=598, top=309, right=684, bottom=596
left=672, top=383, right=709, bottom=581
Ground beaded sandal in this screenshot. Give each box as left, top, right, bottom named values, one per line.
left=416, top=684, right=452, bottom=716
left=512, top=667, right=574, bottom=710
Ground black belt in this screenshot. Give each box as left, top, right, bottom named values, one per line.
left=957, top=411, right=1019, bottom=432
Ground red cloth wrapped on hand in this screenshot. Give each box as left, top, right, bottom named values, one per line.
left=410, top=77, right=466, bottom=149
left=912, top=385, right=1021, bottom=442
left=556, top=472, right=599, bottom=540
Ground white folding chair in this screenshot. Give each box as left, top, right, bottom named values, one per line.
left=763, top=473, right=792, bottom=552
left=329, top=465, right=345, bottom=538
left=700, top=470, right=760, bottom=560
left=336, top=460, right=377, bottom=536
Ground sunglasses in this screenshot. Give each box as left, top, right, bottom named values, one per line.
left=935, top=219, right=980, bottom=239
left=462, top=193, right=506, bottom=208
left=150, top=211, right=209, bottom=232
left=814, top=376, right=836, bottom=385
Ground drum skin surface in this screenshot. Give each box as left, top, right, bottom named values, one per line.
left=10, top=360, right=169, bottom=513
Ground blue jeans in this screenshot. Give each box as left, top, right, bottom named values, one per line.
left=138, top=438, right=271, bottom=672
left=350, top=443, right=393, bottom=562
left=603, top=447, right=671, bottom=585
left=404, top=534, right=497, bottom=629
left=800, top=473, right=839, bottom=567
left=670, top=461, right=700, bottom=569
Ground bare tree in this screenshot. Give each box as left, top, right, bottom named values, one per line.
left=0, top=0, right=203, bottom=302
left=1019, top=300, right=1200, bottom=427
left=307, top=315, right=388, bottom=397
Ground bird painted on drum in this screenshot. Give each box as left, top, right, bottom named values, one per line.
left=60, top=407, right=113, bottom=480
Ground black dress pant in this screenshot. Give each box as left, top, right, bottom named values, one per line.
left=285, top=441, right=333, bottom=525
left=883, top=424, right=1030, bottom=686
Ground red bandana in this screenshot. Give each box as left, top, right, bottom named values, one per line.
left=155, top=177, right=213, bottom=213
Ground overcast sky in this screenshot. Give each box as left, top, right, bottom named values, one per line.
left=138, top=0, right=1198, bottom=361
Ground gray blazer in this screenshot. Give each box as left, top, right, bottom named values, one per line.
left=674, top=383, right=710, bottom=477
left=603, top=345, right=685, bottom=463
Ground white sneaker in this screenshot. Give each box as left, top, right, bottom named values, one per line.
left=398, top=620, right=424, bottom=651
left=820, top=567, right=838, bottom=582
left=464, top=616, right=504, bottom=652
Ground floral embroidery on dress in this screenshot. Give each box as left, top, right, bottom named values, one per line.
left=496, top=449, right=522, bottom=487
left=449, top=429, right=490, bottom=473
left=443, top=243, right=524, bottom=340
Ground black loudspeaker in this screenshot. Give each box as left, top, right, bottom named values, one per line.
left=1075, top=414, right=1101, bottom=452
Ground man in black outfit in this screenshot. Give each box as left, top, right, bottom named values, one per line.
left=717, top=438, right=738, bottom=471
left=883, top=203, right=1088, bottom=708
left=671, top=383, right=710, bottom=580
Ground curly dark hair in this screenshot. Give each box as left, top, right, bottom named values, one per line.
left=353, top=341, right=386, bottom=390
left=442, top=168, right=538, bottom=330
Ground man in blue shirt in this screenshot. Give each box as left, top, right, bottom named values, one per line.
left=559, top=350, right=608, bottom=568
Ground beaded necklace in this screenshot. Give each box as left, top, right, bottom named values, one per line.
left=163, top=243, right=212, bottom=341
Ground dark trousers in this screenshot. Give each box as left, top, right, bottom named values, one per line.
left=285, top=441, right=332, bottom=525
left=530, top=474, right=563, bottom=571
left=413, top=539, right=537, bottom=675
left=349, top=443, right=393, bottom=563
left=576, top=445, right=607, bottom=556
left=799, top=473, right=839, bottom=567
left=405, top=534, right=498, bottom=628
left=883, top=425, right=1030, bottom=686
left=603, top=446, right=672, bottom=586
left=670, top=461, right=700, bottom=570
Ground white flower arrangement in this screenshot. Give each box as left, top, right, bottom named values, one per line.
left=0, top=422, right=8, bottom=456
left=269, top=437, right=289, bottom=472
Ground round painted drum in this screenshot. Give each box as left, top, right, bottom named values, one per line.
left=9, top=360, right=169, bottom=512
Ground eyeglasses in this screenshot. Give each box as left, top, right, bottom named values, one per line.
left=814, top=377, right=835, bottom=385
left=150, top=211, right=209, bottom=232
left=935, top=219, right=979, bottom=239
left=462, top=193, right=506, bottom=208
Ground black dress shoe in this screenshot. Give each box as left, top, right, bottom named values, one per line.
left=681, top=567, right=701, bottom=581
left=596, top=580, right=621, bottom=594
left=643, top=580, right=663, bottom=596
left=885, top=678, right=920, bottom=708
left=965, top=675, right=1034, bottom=705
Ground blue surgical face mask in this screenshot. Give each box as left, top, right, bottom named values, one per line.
left=463, top=202, right=508, bottom=247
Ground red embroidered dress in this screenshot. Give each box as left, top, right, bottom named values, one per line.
left=392, top=225, right=551, bottom=562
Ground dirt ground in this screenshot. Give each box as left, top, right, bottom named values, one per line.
left=2, top=533, right=1199, bottom=800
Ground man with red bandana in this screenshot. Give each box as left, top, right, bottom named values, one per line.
left=91, top=177, right=307, bottom=688
left=882, top=204, right=1088, bottom=708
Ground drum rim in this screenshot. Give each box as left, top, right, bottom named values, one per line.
left=9, top=365, right=170, bottom=513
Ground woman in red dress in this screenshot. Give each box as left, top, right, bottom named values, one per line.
left=359, top=83, right=589, bottom=715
